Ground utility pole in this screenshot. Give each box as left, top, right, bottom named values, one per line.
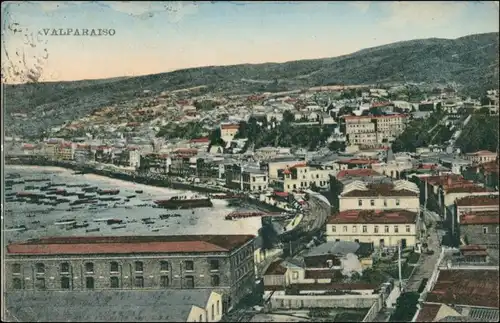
left=398, top=239, right=403, bottom=291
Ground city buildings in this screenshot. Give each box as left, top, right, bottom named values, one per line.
left=6, top=290, right=224, bottom=322
left=464, top=150, right=498, bottom=165
left=5, top=235, right=256, bottom=313
left=338, top=180, right=420, bottom=213
left=344, top=114, right=408, bottom=146
left=325, top=209, right=419, bottom=249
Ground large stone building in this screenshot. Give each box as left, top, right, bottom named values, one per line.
left=344, top=114, right=408, bottom=146
left=325, top=209, right=419, bottom=249
left=5, top=235, right=256, bottom=313
left=338, top=180, right=420, bottom=213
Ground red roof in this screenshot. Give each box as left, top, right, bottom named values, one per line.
left=371, top=101, right=392, bottom=108
left=7, top=235, right=255, bottom=255
left=59, top=143, right=72, bottom=148
left=337, top=169, right=378, bottom=179
left=221, top=124, right=240, bottom=130
left=274, top=191, right=289, bottom=197
left=425, top=174, right=464, bottom=186
left=455, top=194, right=499, bottom=206
left=415, top=303, right=441, bottom=322
left=327, top=209, right=418, bottom=224
left=290, top=162, right=307, bottom=169
left=426, top=269, right=499, bottom=308
left=337, top=159, right=379, bottom=165
left=22, top=144, right=36, bottom=149
left=460, top=212, right=499, bottom=225
left=190, top=137, right=210, bottom=143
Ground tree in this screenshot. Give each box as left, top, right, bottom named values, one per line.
left=328, top=141, right=346, bottom=152
left=283, top=110, right=295, bottom=123
left=390, top=292, right=420, bottom=322
left=208, top=128, right=225, bottom=147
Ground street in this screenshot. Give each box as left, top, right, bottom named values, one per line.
left=405, top=206, right=442, bottom=292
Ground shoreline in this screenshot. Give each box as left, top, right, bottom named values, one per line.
left=6, top=160, right=287, bottom=213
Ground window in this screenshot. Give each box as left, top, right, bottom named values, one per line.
left=110, top=277, right=119, bottom=288
left=352, top=226, right=357, bottom=233
left=217, top=300, right=220, bottom=315
left=358, top=199, right=363, bottom=206
left=343, top=226, right=347, bottom=232
left=483, top=227, right=488, bottom=234
left=394, top=225, right=399, bottom=233
left=60, top=262, right=70, bottom=274
left=212, top=304, right=215, bottom=321
left=160, top=275, right=170, bottom=287
left=134, top=276, right=144, bottom=288
left=184, top=275, right=195, bottom=289
left=185, top=260, right=194, bottom=271
left=331, top=226, right=336, bottom=233
left=35, top=263, right=45, bottom=274
left=160, top=261, right=169, bottom=272
left=86, top=277, right=94, bottom=289
left=35, top=277, right=46, bottom=290
left=362, top=225, right=367, bottom=233
left=85, top=262, right=94, bottom=274
left=384, top=225, right=389, bottom=233
left=61, top=276, right=71, bottom=289
left=110, top=261, right=119, bottom=273
left=383, top=199, right=387, bottom=207
left=13, top=278, right=23, bottom=290
left=374, top=226, right=379, bottom=233
left=209, top=274, right=220, bottom=287
left=370, top=200, right=375, bottom=206
left=12, top=263, right=21, bottom=274
left=406, top=225, right=411, bottom=233
left=395, top=199, right=400, bottom=206
left=210, top=259, right=220, bottom=271
left=135, top=261, right=143, bottom=273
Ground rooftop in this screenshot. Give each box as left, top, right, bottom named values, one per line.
left=460, top=212, right=499, bottom=225
left=415, top=303, right=442, bottom=322
left=264, top=260, right=288, bottom=275
left=426, top=269, right=500, bottom=308
left=336, top=169, right=378, bottom=179
left=7, top=235, right=255, bottom=256
left=327, top=209, right=418, bottom=224
left=455, top=194, right=499, bottom=207
left=341, top=180, right=419, bottom=197
left=5, top=289, right=215, bottom=322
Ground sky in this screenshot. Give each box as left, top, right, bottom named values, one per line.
left=1, top=1, right=499, bottom=83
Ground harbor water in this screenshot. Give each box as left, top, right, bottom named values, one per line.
left=4, top=166, right=263, bottom=244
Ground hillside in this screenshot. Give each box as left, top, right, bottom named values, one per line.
left=4, top=32, right=499, bottom=137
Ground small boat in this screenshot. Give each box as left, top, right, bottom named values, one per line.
left=111, top=225, right=127, bottom=230
left=86, top=228, right=100, bottom=233
left=98, top=189, right=120, bottom=195
left=107, top=219, right=123, bottom=225
left=126, top=194, right=136, bottom=199
left=135, top=190, right=143, bottom=193
left=152, top=229, right=159, bottom=232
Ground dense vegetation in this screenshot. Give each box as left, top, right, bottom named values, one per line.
left=4, top=32, right=498, bottom=138
left=455, top=112, right=499, bottom=153
left=392, top=109, right=454, bottom=153
left=233, top=112, right=343, bottom=151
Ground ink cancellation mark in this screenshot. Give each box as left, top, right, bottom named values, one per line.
left=40, top=28, right=116, bottom=36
